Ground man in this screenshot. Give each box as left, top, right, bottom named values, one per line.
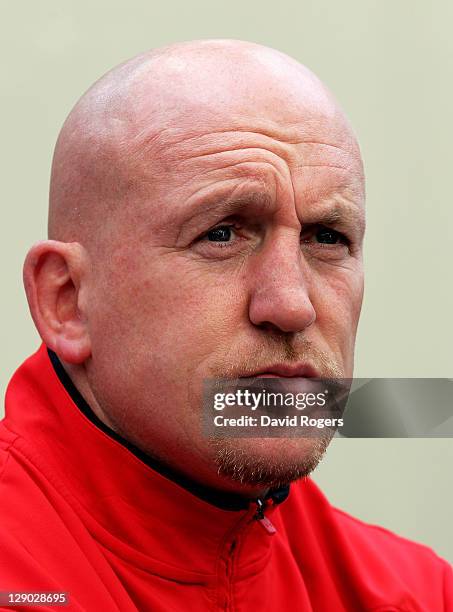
left=0, top=39, right=451, bottom=610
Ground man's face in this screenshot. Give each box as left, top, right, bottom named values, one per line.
left=82, top=59, right=365, bottom=493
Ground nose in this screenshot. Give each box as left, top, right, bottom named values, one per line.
left=248, top=235, right=316, bottom=334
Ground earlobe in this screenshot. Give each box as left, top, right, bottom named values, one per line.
left=23, top=240, right=92, bottom=364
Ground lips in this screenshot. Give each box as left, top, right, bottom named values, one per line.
left=241, top=363, right=320, bottom=378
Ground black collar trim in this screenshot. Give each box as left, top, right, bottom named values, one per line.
left=47, top=349, right=290, bottom=511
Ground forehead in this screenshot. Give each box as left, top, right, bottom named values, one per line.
left=110, top=56, right=365, bottom=234
left=125, top=43, right=360, bottom=170
left=130, top=114, right=364, bottom=223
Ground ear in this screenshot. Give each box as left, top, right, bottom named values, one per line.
left=23, top=240, right=91, bottom=364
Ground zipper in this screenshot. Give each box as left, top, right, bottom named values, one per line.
left=253, top=497, right=277, bottom=535
left=219, top=498, right=276, bottom=610
left=219, top=510, right=253, bottom=611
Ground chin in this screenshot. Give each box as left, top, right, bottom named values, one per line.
left=209, top=435, right=333, bottom=489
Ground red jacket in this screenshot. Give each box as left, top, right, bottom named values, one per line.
left=0, top=345, right=452, bottom=611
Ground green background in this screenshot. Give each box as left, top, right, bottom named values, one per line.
left=1, top=1, right=452, bottom=561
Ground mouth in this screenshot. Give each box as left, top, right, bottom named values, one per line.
left=240, top=363, right=320, bottom=379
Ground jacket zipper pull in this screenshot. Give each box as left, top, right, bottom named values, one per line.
left=254, top=498, right=277, bottom=535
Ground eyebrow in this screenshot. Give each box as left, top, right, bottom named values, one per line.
left=185, top=191, right=275, bottom=221
left=174, top=191, right=275, bottom=242
left=306, top=202, right=364, bottom=228
left=307, top=191, right=366, bottom=235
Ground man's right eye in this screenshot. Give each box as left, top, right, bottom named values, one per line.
left=192, top=221, right=260, bottom=259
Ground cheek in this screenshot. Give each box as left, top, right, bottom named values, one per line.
left=88, top=251, right=245, bottom=376
left=311, top=267, right=364, bottom=358
left=85, top=252, right=251, bottom=446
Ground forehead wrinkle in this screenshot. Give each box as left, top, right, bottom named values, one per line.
left=144, top=131, right=293, bottom=177
left=147, top=133, right=363, bottom=204
left=151, top=127, right=314, bottom=157
left=173, top=158, right=289, bottom=200
left=152, top=127, right=360, bottom=167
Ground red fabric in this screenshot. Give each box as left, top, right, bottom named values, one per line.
left=0, top=345, right=452, bottom=611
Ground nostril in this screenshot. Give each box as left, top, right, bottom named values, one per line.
left=258, top=321, right=291, bottom=335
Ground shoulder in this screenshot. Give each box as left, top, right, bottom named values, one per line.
left=330, top=504, right=453, bottom=608
left=282, top=478, right=453, bottom=609
left=332, top=502, right=450, bottom=573
left=291, top=477, right=450, bottom=566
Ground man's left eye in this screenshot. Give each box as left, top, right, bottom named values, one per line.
left=302, top=225, right=348, bottom=245
left=315, top=227, right=342, bottom=244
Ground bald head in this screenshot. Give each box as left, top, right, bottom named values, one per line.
left=48, top=39, right=363, bottom=247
